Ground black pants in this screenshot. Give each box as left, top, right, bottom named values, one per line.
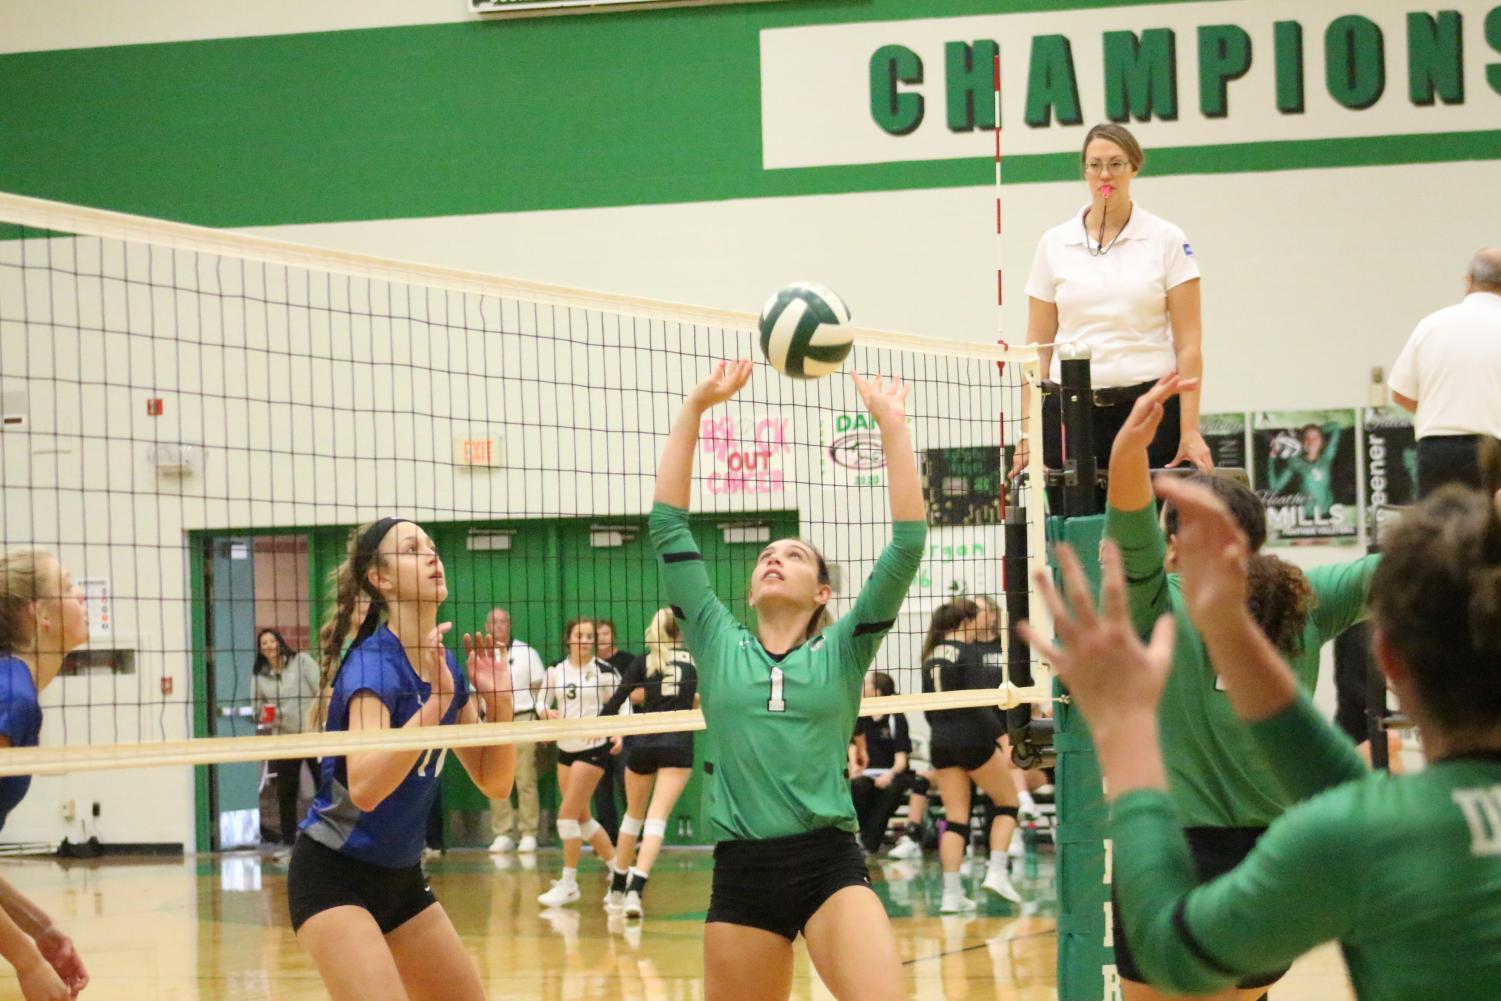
left=274, top=758, right=319, bottom=845
left=849, top=772, right=915, bottom=853
left=1416, top=435, right=1486, bottom=497
left=1042, top=382, right=1181, bottom=514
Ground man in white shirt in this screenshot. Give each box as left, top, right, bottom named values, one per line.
left=486, top=606, right=547, bottom=853
left=1388, top=247, right=1501, bottom=496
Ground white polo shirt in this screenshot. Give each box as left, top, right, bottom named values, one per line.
left=1025, top=203, right=1201, bottom=388
left=1388, top=291, right=1501, bottom=439
left=505, top=638, right=547, bottom=715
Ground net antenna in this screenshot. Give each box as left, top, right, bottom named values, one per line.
left=0, top=189, right=1049, bottom=779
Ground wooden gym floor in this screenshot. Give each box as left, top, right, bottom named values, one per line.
left=0, top=848, right=1351, bottom=999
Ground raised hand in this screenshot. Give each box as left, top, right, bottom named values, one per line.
left=1153, top=477, right=1251, bottom=633
left=422, top=622, right=456, bottom=700
left=685, top=359, right=754, bottom=412
left=851, top=372, right=910, bottom=429
left=1018, top=542, right=1175, bottom=734
left=1115, top=374, right=1196, bottom=460
left=1170, top=430, right=1214, bottom=471
left=464, top=631, right=513, bottom=717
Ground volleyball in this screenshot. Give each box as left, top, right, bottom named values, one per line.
left=757, top=282, right=854, bottom=379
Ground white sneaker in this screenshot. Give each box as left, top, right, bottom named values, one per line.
left=889, top=835, right=921, bottom=860
left=605, top=889, right=625, bottom=913
left=517, top=835, right=538, bottom=853
left=623, top=889, right=644, bottom=919
left=537, top=880, right=581, bottom=907
left=982, top=864, right=1022, bottom=903
left=940, top=889, right=978, bottom=914
left=489, top=835, right=516, bottom=853
left=1008, top=829, right=1026, bottom=858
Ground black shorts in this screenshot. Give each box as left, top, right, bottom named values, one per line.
left=287, top=835, right=437, bottom=935
left=626, top=742, right=693, bottom=774
left=1111, top=826, right=1287, bottom=990
left=557, top=744, right=611, bottom=769
left=708, top=827, right=872, bottom=940
left=930, top=743, right=996, bottom=772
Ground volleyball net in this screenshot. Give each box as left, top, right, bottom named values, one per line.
left=0, top=191, right=1050, bottom=779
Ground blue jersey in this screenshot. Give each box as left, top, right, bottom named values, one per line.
left=300, top=626, right=468, bottom=868
left=0, top=656, right=42, bottom=832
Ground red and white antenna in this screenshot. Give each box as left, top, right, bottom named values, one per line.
left=994, top=52, right=1005, bottom=349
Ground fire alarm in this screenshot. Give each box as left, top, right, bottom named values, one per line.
left=160, top=677, right=173, bottom=696
left=146, top=398, right=164, bottom=416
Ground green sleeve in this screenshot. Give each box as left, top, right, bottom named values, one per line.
left=1112, top=788, right=1362, bottom=995
left=1249, top=694, right=1368, bottom=802
left=1306, top=554, right=1379, bottom=641
left=649, top=502, right=739, bottom=660
left=837, top=520, right=926, bottom=669
left=1267, top=457, right=1293, bottom=494
left=1104, top=503, right=1170, bottom=636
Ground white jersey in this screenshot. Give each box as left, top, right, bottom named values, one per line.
left=541, top=657, right=620, bottom=752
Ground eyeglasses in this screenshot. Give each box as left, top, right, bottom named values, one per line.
left=1085, top=159, right=1131, bottom=175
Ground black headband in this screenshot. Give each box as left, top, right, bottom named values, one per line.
left=347, top=517, right=413, bottom=657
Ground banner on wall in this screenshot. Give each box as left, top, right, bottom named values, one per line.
left=1199, top=412, right=1248, bottom=473
left=921, top=446, right=1003, bottom=527
left=1363, top=407, right=1418, bottom=542
left=761, top=1, right=1501, bottom=171
left=699, top=412, right=792, bottom=495
left=819, top=411, right=914, bottom=488
left=1252, top=410, right=1358, bottom=544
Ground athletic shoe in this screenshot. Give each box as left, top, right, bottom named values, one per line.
left=889, top=835, right=922, bottom=860
left=537, top=880, right=581, bottom=907
left=605, top=889, right=625, bottom=913
left=982, top=864, right=1023, bottom=903
left=940, top=889, right=978, bottom=914
left=489, top=835, right=516, bottom=853
left=623, top=890, right=644, bottom=919
left=517, top=835, right=538, bottom=853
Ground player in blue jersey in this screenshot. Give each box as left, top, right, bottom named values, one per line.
left=652, top=360, right=926, bottom=1001
left=288, top=518, right=517, bottom=1001
left=0, top=549, right=91, bottom=1000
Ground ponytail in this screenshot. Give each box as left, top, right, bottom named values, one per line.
left=921, top=598, right=978, bottom=662
left=307, top=522, right=391, bottom=731
left=644, top=608, right=682, bottom=678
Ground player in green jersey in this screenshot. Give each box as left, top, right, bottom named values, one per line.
left=1024, top=474, right=1501, bottom=1000
left=650, top=359, right=925, bottom=1001
left=1103, top=376, right=1377, bottom=1001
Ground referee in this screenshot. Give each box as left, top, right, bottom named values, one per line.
left=1388, top=247, right=1501, bottom=495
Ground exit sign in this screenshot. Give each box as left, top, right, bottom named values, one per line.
left=454, top=437, right=503, bottom=467
left=472, top=0, right=783, bottom=16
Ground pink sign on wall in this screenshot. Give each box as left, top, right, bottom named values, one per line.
left=699, top=414, right=792, bottom=495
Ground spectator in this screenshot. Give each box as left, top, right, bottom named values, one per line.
left=252, top=627, right=320, bottom=847
left=487, top=607, right=547, bottom=854
left=847, top=672, right=912, bottom=854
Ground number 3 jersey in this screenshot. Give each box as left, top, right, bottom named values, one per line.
left=300, top=624, right=469, bottom=868
left=649, top=502, right=925, bottom=843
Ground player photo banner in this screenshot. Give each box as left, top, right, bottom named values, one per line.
left=921, top=446, right=1003, bottom=527
left=1362, top=407, right=1418, bottom=543
left=1199, top=412, right=1249, bottom=473
left=1252, top=410, right=1358, bottom=545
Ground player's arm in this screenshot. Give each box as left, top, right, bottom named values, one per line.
left=453, top=636, right=517, bottom=799
left=0, top=871, right=87, bottom=996
left=1103, top=380, right=1184, bottom=633
left=653, top=360, right=753, bottom=510
left=343, top=693, right=446, bottom=811
left=843, top=372, right=927, bottom=663
left=1307, top=554, right=1381, bottom=641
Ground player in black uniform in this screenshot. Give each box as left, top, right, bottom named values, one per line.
left=922, top=600, right=1022, bottom=912
left=602, top=608, right=699, bottom=918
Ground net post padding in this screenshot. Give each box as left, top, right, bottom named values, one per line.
left=0, top=688, right=1055, bottom=778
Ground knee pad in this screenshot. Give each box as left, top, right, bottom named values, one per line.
left=643, top=818, right=668, bottom=839
left=619, top=814, right=644, bottom=838
left=910, top=776, right=930, bottom=796
left=580, top=818, right=601, bottom=840
left=991, top=805, right=1019, bottom=820
left=556, top=818, right=582, bottom=841
left=943, top=821, right=972, bottom=844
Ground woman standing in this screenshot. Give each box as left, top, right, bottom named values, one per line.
left=0, top=550, right=90, bottom=1000
left=601, top=608, right=699, bottom=919
left=651, top=360, right=924, bottom=1001
left=289, top=518, right=515, bottom=1001
left=921, top=601, right=1022, bottom=912
left=1015, top=122, right=1210, bottom=487
left=253, top=628, right=321, bottom=847
left=536, top=618, right=622, bottom=909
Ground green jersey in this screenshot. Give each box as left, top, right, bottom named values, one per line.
left=1106, top=501, right=1379, bottom=827
left=649, top=502, right=925, bottom=842
left=1114, top=696, right=1501, bottom=998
